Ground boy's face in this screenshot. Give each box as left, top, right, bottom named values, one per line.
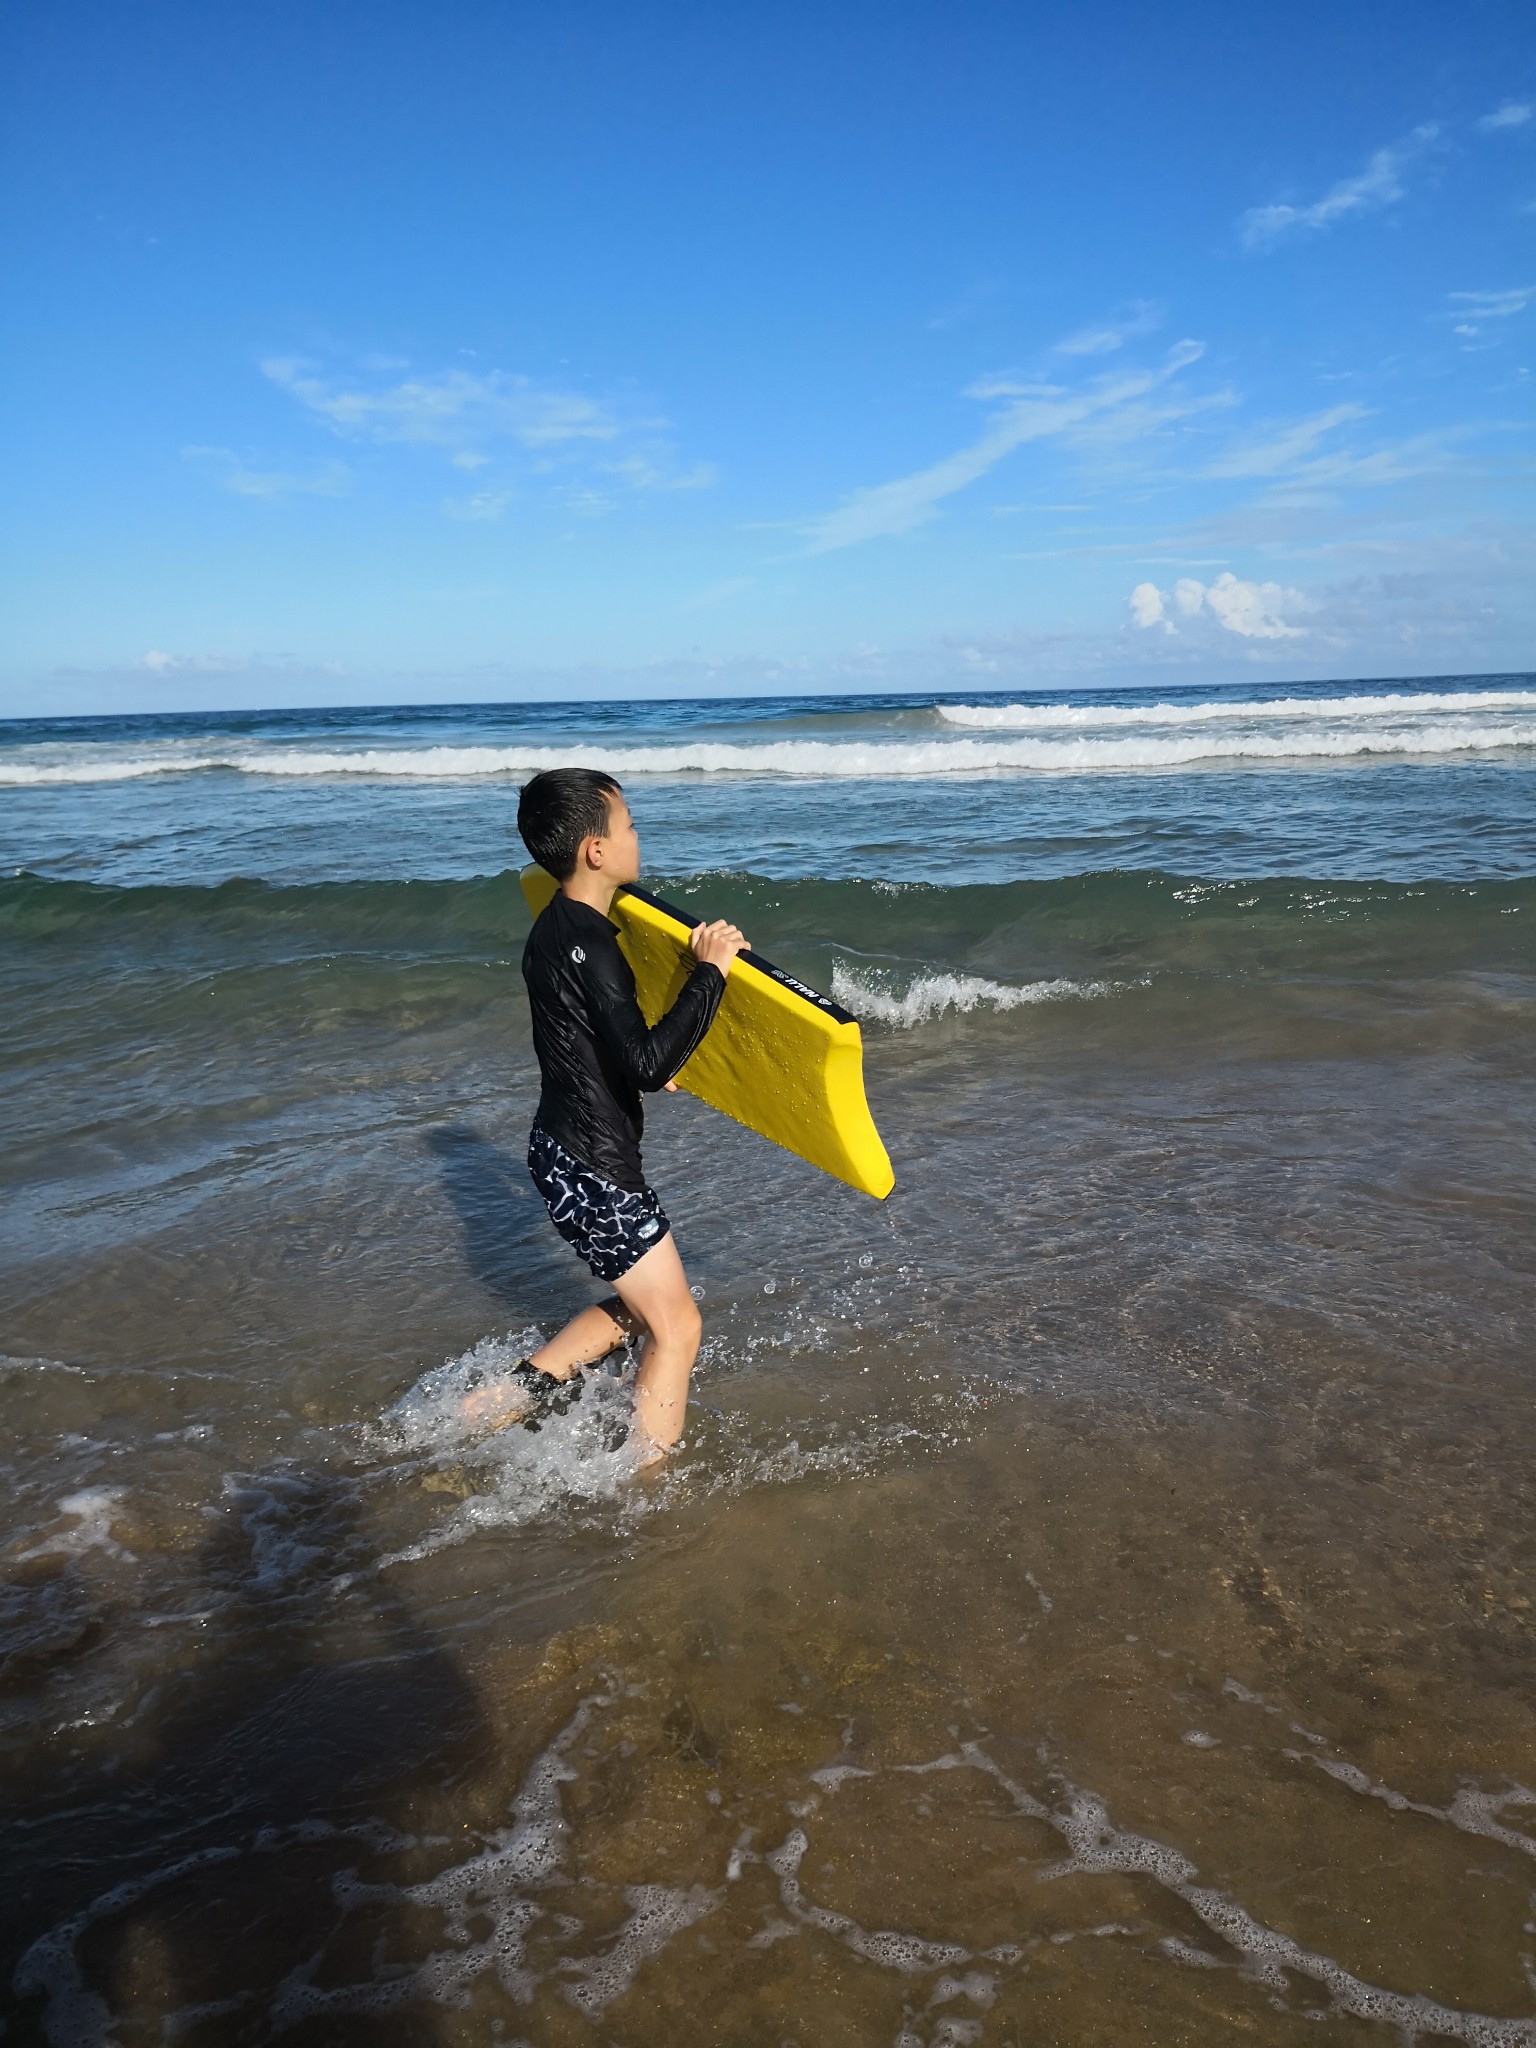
left=591, top=792, right=641, bottom=884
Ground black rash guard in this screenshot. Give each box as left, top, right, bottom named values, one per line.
left=522, top=891, right=725, bottom=1191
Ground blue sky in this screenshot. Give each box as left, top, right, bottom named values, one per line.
left=2, top=0, right=1533, bottom=714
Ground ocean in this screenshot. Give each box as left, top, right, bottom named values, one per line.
left=2, top=678, right=1534, bottom=2044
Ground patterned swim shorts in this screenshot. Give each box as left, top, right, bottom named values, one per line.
left=526, top=1125, right=671, bottom=1283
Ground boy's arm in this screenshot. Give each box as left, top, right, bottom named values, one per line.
left=584, top=937, right=726, bottom=1092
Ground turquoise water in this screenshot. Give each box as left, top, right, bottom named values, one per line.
left=3, top=679, right=1534, bottom=2043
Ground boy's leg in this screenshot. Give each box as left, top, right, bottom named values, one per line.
left=459, top=1298, right=637, bottom=1428
left=529, top=1298, right=638, bottom=1380
left=611, top=1233, right=702, bottom=1454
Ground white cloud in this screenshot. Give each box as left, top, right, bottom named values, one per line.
left=1479, top=102, right=1532, bottom=132
left=262, top=358, right=624, bottom=451
left=442, top=489, right=513, bottom=522
left=1446, top=285, right=1535, bottom=320
left=560, top=486, right=619, bottom=518
left=964, top=376, right=1066, bottom=400
left=259, top=355, right=714, bottom=506
left=1192, top=572, right=1309, bottom=637
left=1204, top=404, right=1369, bottom=479
left=1055, top=301, right=1161, bottom=357
left=182, top=445, right=349, bottom=500
left=1271, top=431, right=1459, bottom=493
left=139, top=650, right=245, bottom=673
left=606, top=454, right=719, bottom=493
left=1131, top=571, right=1310, bottom=639
left=1062, top=386, right=1238, bottom=453
left=1239, top=125, right=1439, bottom=248
left=802, top=339, right=1205, bottom=552
left=1197, top=411, right=1462, bottom=504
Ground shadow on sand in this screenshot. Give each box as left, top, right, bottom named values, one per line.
left=2, top=1468, right=497, bottom=2045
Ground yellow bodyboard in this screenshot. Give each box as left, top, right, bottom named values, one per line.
left=519, top=867, right=894, bottom=1199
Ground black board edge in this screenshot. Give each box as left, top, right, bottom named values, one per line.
left=620, top=883, right=859, bottom=1029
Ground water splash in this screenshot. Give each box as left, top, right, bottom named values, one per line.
left=830, top=960, right=1118, bottom=1027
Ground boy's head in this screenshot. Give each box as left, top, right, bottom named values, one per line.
left=517, top=768, right=636, bottom=881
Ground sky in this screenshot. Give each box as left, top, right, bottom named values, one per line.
left=1, top=0, right=1533, bottom=716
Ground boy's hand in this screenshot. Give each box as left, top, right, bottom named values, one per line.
left=691, top=919, right=748, bottom=976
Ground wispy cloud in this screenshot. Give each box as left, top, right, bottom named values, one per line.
left=605, top=454, right=719, bottom=493
left=1204, top=404, right=1369, bottom=478
left=442, top=489, right=514, bottom=522
left=1240, top=125, right=1439, bottom=249
left=259, top=355, right=714, bottom=511
left=1054, top=301, right=1160, bottom=357
left=1198, top=405, right=1465, bottom=502
left=139, top=649, right=245, bottom=673
left=801, top=340, right=1205, bottom=553
left=1479, top=101, right=1532, bottom=132
left=262, top=358, right=625, bottom=450
left=183, top=445, right=350, bottom=500
left=1060, top=386, right=1237, bottom=453
left=1253, top=432, right=1462, bottom=500
left=1446, top=284, right=1535, bottom=343
left=1445, top=284, right=1535, bottom=333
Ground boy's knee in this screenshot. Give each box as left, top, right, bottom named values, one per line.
left=663, top=1295, right=703, bottom=1352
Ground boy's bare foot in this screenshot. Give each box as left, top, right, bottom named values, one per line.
left=459, top=1359, right=581, bottom=1438
left=631, top=1431, right=677, bottom=1472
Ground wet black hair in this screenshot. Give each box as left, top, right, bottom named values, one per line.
left=516, top=768, right=623, bottom=880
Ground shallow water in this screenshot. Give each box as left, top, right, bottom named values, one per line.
left=2, top=680, right=1534, bottom=2043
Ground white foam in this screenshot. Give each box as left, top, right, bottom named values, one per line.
left=831, top=961, right=1116, bottom=1027
left=562, top=1884, right=722, bottom=2019
left=19, top=1687, right=1534, bottom=2044
left=3, top=704, right=1532, bottom=786
left=810, top=1764, right=876, bottom=1791
left=938, top=688, right=1536, bottom=729
left=273, top=1694, right=604, bottom=2023
left=929, top=1970, right=998, bottom=2009
left=1286, top=1748, right=1536, bottom=1860
left=951, top=1743, right=1536, bottom=2043
left=0, top=754, right=229, bottom=785
left=17, top=1488, right=134, bottom=1564
left=0, top=1353, right=85, bottom=1378
left=766, top=1827, right=971, bottom=1974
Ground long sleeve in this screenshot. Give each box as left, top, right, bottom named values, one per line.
left=585, top=941, right=724, bottom=1092
left=524, top=892, right=728, bottom=1188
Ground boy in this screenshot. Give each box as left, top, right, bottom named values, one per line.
left=483, top=767, right=745, bottom=1458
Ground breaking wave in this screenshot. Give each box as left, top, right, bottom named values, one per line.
left=937, top=687, right=1536, bottom=729
left=3, top=715, right=1533, bottom=786
left=831, top=961, right=1120, bottom=1027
